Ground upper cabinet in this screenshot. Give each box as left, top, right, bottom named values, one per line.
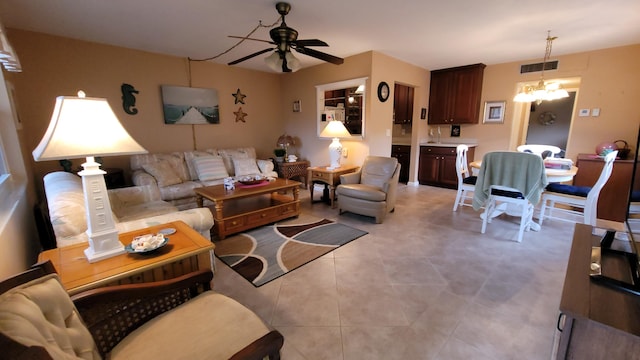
left=428, top=63, right=485, bottom=124
left=393, top=84, right=414, bottom=124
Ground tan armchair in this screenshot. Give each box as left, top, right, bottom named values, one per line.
left=336, top=156, right=400, bottom=223
left=0, top=261, right=284, bottom=360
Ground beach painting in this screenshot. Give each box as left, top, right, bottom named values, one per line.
left=161, top=85, right=220, bottom=124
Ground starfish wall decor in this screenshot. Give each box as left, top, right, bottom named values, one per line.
left=234, top=107, right=247, bottom=122
left=232, top=88, right=246, bottom=104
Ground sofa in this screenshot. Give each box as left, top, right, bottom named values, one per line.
left=43, top=171, right=214, bottom=248
left=0, top=261, right=284, bottom=359
left=130, top=147, right=277, bottom=210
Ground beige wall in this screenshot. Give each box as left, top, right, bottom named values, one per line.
left=7, top=29, right=284, bottom=198
left=436, top=44, right=640, bottom=162
left=7, top=28, right=640, bottom=201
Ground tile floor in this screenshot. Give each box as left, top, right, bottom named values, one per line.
left=213, top=184, right=576, bottom=359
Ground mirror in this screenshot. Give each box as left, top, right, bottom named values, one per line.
left=316, top=77, right=367, bottom=139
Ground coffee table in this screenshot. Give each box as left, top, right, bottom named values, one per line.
left=195, top=178, right=301, bottom=239
left=38, top=220, right=214, bottom=295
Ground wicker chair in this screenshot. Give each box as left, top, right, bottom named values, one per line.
left=0, top=261, right=284, bottom=359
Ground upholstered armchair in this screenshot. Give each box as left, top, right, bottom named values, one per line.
left=0, top=261, right=284, bottom=360
left=336, top=156, right=400, bottom=223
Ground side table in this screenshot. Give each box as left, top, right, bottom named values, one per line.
left=308, top=165, right=359, bottom=208
left=277, top=160, right=310, bottom=188
left=38, top=220, right=214, bottom=295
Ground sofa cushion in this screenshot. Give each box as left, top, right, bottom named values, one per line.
left=193, top=155, right=229, bottom=181
left=218, top=148, right=257, bottom=175
left=110, top=291, right=271, bottom=360
left=184, top=150, right=215, bottom=181
left=142, top=160, right=183, bottom=187
left=114, top=201, right=179, bottom=222
left=233, top=158, right=261, bottom=177
left=158, top=181, right=204, bottom=202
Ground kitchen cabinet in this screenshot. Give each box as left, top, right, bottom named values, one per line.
left=393, top=84, right=414, bottom=124
left=428, top=63, right=485, bottom=124
left=574, top=153, right=634, bottom=222
left=391, top=145, right=411, bottom=183
left=418, top=145, right=475, bottom=189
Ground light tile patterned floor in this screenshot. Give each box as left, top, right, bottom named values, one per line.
left=213, top=184, right=575, bottom=359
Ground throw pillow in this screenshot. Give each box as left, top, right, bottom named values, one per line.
left=233, top=158, right=261, bottom=177
left=142, top=160, right=183, bottom=187
left=184, top=151, right=213, bottom=180
left=193, top=156, right=229, bottom=181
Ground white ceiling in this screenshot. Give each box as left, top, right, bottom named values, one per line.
left=1, top=0, right=639, bottom=73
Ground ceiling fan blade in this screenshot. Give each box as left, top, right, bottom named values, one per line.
left=294, top=39, right=328, bottom=47
left=228, top=35, right=274, bottom=44
left=295, top=46, right=344, bottom=65
left=228, top=48, right=274, bottom=65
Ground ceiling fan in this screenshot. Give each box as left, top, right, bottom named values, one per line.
left=228, top=2, right=344, bottom=72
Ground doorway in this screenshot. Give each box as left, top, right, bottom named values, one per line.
left=525, top=91, right=576, bottom=157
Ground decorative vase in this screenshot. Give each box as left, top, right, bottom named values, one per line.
left=595, top=142, right=616, bottom=157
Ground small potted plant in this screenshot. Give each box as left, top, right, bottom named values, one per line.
left=274, top=148, right=286, bottom=163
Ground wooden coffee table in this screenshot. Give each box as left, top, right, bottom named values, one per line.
left=195, top=178, right=301, bottom=239
left=38, top=220, right=214, bottom=295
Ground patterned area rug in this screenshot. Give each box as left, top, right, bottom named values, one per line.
left=214, top=215, right=368, bottom=287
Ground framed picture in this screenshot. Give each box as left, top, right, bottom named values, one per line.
left=161, top=85, right=219, bottom=124
left=293, top=100, right=301, bottom=112
left=483, top=101, right=505, bottom=124
left=451, top=124, right=460, bottom=137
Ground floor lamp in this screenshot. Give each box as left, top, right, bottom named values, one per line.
left=320, top=120, right=351, bottom=170
left=33, top=91, right=147, bottom=262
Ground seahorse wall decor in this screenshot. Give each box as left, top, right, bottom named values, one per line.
left=121, top=83, right=139, bottom=115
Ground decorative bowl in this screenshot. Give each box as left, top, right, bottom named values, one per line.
left=125, top=234, right=169, bottom=254
left=237, top=175, right=265, bottom=185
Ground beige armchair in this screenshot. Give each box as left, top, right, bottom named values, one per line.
left=336, top=156, right=400, bottom=223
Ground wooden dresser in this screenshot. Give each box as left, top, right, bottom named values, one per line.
left=574, top=153, right=634, bottom=222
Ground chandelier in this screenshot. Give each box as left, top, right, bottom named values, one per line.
left=514, top=31, right=569, bottom=104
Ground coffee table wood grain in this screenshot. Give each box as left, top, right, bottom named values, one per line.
left=38, top=220, right=214, bottom=295
left=195, top=178, right=301, bottom=240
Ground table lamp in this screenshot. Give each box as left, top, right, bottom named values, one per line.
left=320, top=120, right=350, bottom=170
left=33, top=91, right=147, bottom=262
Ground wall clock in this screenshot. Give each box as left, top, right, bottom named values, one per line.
left=377, top=82, right=390, bottom=102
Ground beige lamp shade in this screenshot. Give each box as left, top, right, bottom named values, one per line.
left=33, top=92, right=147, bottom=161
left=320, top=120, right=351, bottom=139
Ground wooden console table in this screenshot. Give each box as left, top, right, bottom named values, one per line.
left=38, top=221, right=214, bottom=295
left=308, top=165, right=359, bottom=208
left=195, top=178, right=301, bottom=240
left=556, top=223, right=640, bottom=359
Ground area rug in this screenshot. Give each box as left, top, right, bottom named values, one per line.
left=214, top=215, right=368, bottom=287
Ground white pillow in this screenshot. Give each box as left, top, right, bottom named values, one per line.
left=193, top=156, right=229, bottom=181
left=142, top=160, right=183, bottom=187
left=233, top=158, right=261, bottom=177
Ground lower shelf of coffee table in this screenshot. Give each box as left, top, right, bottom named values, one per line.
left=213, top=194, right=300, bottom=239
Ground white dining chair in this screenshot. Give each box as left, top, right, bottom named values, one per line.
left=517, top=144, right=561, bottom=159
left=453, top=144, right=476, bottom=211
left=473, top=152, right=547, bottom=243
left=538, top=150, right=617, bottom=226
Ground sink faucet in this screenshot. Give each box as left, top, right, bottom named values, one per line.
left=437, top=126, right=441, bottom=143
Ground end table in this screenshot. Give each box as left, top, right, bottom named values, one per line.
left=308, top=165, right=359, bottom=208
left=277, top=160, right=310, bottom=188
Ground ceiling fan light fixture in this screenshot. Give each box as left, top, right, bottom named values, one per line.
left=265, top=51, right=282, bottom=72
left=284, top=51, right=301, bottom=72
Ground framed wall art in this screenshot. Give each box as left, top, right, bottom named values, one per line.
left=161, top=85, right=219, bottom=124
left=483, top=101, right=505, bottom=124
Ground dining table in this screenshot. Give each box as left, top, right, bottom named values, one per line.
left=469, top=160, right=578, bottom=183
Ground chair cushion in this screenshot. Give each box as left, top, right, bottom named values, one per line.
left=490, top=188, right=524, bottom=199
left=110, top=292, right=271, bottom=360
left=463, top=176, right=477, bottom=185
left=360, top=157, right=398, bottom=188
left=337, top=184, right=387, bottom=202
left=545, top=183, right=590, bottom=197
left=0, top=274, right=100, bottom=359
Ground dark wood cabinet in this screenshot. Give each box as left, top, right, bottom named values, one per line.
left=391, top=145, right=411, bottom=183
left=574, top=154, right=634, bottom=222
left=418, top=146, right=474, bottom=188
left=428, top=63, right=485, bottom=124
left=393, top=84, right=414, bottom=124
